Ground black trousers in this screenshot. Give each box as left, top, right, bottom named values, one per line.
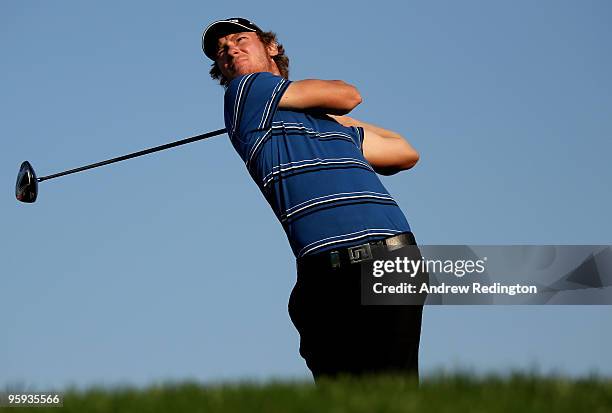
left=288, top=232, right=425, bottom=381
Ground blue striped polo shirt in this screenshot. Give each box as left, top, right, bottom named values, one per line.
left=224, top=72, right=411, bottom=258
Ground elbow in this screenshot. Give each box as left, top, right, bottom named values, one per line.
left=404, top=150, right=419, bottom=169
left=372, top=150, right=419, bottom=176
left=348, top=86, right=363, bottom=109
left=346, top=84, right=362, bottom=111
left=332, top=80, right=362, bottom=113
left=398, top=147, right=419, bottom=171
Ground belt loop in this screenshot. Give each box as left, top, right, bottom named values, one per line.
left=330, top=251, right=341, bottom=269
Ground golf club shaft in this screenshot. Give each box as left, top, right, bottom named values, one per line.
left=37, top=128, right=227, bottom=182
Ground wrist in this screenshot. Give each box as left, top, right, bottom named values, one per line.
left=330, top=115, right=357, bottom=127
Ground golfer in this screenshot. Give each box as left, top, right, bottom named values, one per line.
left=203, top=18, right=425, bottom=380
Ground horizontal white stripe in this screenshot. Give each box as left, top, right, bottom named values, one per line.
left=262, top=158, right=372, bottom=187
left=317, top=131, right=354, bottom=139
left=282, top=194, right=396, bottom=221
left=286, top=191, right=392, bottom=214
left=298, top=229, right=402, bottom=257
left=272, top=124, right=318, bottom=134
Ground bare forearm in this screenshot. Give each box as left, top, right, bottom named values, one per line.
left=329, top=115, right=402, bottom=140
left=279, top=80, right=362, bottom=115
left=329, top=114, right=419, bottom=174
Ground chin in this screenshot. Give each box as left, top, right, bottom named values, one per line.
left=237, top=66, right=259, bottom=76
left=224, top=66, right=261, bottom=81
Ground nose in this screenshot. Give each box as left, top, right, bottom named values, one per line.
left=227, top=43, right=241, bottom=58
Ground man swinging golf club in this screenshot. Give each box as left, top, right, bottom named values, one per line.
left=203, top=17, right=425, bottom=381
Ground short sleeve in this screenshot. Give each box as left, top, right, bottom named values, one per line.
left=353, top=126, right=365, bottom=154
left=224, top=72, right=291, bottom=139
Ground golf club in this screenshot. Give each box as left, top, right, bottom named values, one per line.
left=16, top=128, right=227, bottom=203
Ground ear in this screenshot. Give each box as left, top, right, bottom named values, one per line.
left=267, top=41, right=279, bottom=57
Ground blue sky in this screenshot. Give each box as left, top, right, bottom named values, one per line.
left=1, top=0, right=611, bottom=389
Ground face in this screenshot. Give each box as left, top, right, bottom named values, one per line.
left=215, top=32, right=280, bottom=81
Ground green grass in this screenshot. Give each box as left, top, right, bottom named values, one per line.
left=5, top=374, right=612, bottom=413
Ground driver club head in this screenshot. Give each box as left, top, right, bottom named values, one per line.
left=16, top=161, right=38, bottom=203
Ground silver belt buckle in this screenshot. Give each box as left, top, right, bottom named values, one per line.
left=348, top=243, right=373, bottom=263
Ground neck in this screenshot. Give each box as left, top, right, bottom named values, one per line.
left=268, top=59, right=281, bottom=77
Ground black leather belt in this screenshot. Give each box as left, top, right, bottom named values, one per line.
left=298, top=232, right=416, bottom=269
